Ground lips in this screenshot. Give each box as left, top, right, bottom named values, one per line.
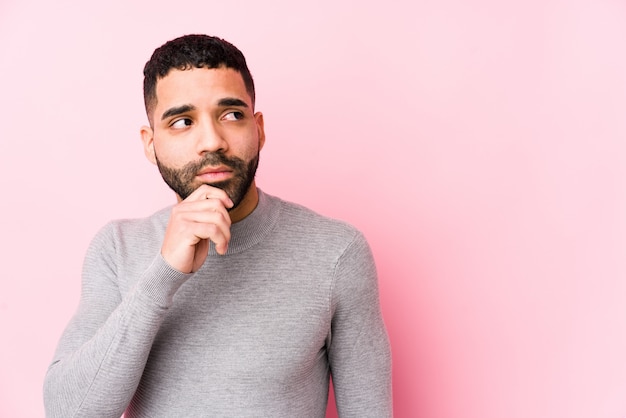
left=196, top=165, right=233, bottom=182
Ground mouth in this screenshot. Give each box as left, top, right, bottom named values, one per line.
left=196, top=165, right=234, bottom=183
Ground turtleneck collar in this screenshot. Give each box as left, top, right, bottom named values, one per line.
left=208, top=188, right=280, bottom=256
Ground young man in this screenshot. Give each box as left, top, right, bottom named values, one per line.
left=43, top=34, right=392, bottom=417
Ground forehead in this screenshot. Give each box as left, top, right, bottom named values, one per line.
left=154, top=67, right=251, bottom=110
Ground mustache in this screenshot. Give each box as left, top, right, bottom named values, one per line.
left=179, top=153, right=246, bottom=178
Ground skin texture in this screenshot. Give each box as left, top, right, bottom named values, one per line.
left=140, top=67, right=266, bottom=273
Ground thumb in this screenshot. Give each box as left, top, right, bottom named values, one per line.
left=192, top=239, right=210, bottom=272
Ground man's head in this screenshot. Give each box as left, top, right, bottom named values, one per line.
left=140, top=35, right=265, bottom=219
left=143, top=34, right=256, bottom=127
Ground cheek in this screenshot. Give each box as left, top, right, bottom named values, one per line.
left=153, top=138, right=189, bottom=167
left=241, top=142, right=260, bottom=162
left=230, top=131, right=260, bottom=160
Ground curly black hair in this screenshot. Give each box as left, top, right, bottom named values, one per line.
left=143, top=34, right=255, bottom=124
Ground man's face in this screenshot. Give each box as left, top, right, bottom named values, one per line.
left=141, top=67, right=265, bottom=208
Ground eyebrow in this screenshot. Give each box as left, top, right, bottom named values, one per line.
left=161, top=104, right=196, bottom=121
left=160, top=98, right=250, bottom=122
left=217, top=97, right=249, bottom=108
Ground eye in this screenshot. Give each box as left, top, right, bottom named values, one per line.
left=170, top=118, right=193, bottom=129
left=222, top=111, right=244, bottom=121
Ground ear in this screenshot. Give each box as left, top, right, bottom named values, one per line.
left=140, top=125, right=157, bottom=165
left=254, top=112, right=266, bottom=151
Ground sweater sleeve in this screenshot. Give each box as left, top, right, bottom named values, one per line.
left=328, top=231, right=393, bottom=418
left=43, top=222, right=192, bottom=418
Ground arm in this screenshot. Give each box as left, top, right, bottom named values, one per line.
left=43, top=185, right=233, bottom=417
left=43, top=223, right=192, bottom=418
left=328, top=232, right=393, bottom=417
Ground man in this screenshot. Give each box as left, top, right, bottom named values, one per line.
left=43, top=34, right=392, bottom=417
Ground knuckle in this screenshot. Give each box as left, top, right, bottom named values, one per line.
left=205, top=223, right=219, bottom=236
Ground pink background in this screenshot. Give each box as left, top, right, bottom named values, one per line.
left=1, top=0, right=626, bottom=417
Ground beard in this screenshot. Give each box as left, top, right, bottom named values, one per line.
left=155, top=151, right=259, bottom=209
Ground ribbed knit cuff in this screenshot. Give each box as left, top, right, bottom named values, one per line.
left=135, top=254, right=194, bottom=309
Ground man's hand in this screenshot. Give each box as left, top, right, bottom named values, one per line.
left=162, top=184, right=234, bottom=273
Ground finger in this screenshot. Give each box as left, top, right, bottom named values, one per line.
left=192, top=221, right=231, bottom=254
left=166, top=203, right=231, bottom=250
left=161, top=208, right=231, bottom=271
left=175, top=199, right=232, bottom=229
left=187, top=184, right=234, bottom=208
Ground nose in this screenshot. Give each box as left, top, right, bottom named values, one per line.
left=196, top=118, right=227, bottom=155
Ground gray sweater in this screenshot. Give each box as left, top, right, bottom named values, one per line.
left=44, top=189, right=392, bottom=417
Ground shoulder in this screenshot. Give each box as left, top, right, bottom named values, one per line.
left=265, top=192, right=368, bottom=253
left=81, top=206, right=173, bottom=280
left=88, top=206, right=171, bottom=255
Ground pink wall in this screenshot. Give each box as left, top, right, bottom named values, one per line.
left=1, top=0, right=626, bottom=416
